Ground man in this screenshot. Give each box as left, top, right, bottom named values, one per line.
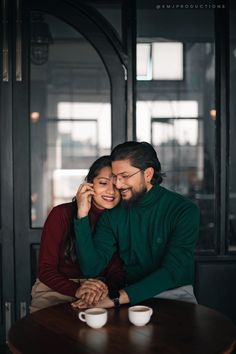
left=73, top=141, right=199, bottom=308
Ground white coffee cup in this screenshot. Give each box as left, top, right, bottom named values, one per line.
left=78, top=308, right=108, bottom=329
left=128, top=305, right=153, bottom=326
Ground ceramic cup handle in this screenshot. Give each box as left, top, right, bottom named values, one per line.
left=78, top=312, right=86, bottom=322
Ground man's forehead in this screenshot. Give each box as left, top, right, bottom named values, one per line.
left=111, top=159, right=133, bottom=173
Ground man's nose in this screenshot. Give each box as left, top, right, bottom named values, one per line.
left=113, top=178, right=123, bottom=190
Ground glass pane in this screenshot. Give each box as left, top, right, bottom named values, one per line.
left=152, top=42, right=183, bottom=80
left=229, top=0, right=236, bottom=252
left=151, top=118, right=201, bottom=195
left=88, top=1, right=122, bottom=40
left=30, top=12, right=111, bottom=227
left=137, top=3, right=215, bottom=251
left=137, top=43, right=151, bottom=79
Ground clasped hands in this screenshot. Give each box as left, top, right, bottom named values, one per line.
left=72, top=278, right=113, bottom=309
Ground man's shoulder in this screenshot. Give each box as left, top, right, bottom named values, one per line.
left=159, top=186, right=199, bottom=211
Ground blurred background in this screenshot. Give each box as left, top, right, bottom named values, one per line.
left=0, top=0, right=236, bottom=345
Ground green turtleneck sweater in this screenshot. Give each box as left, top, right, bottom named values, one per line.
left=74, top=184, right=199, bottom=305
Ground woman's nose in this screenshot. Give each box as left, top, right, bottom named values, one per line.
left=106, top=181, right=116, bottom=194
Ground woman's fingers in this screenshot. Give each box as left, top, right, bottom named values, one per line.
left=71, top=299, right=88, bottom=309
left=78, top=182, right=93, bottom=189
left=83, top=291, right=97, bottom=305
left=85, top=289, right=107, bottom=306
left=76, top=183, right=95, bottom=203
left=80, top=287, right=103, bottom=301
left=81, top=279, right=107, bottom=292
left=92, top=289, right=107, bottom=304
left=77, top=183, right=94, bottom=195
left=76, top=279, right=108, bottom=305
left=76, top=184, right=95, bottom=218
left=79, top=287, right=107, bottom=306
left=87, top=279, right=107, bottom=290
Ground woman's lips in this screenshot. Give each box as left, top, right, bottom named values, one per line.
left=102, top=196, right=115, bottom=202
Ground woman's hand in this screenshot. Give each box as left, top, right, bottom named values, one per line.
left=76, top=183, right=95, bottom=218
left=72, top=295, right=114, bottom=309
left=75, top=278, right=108, bottom=305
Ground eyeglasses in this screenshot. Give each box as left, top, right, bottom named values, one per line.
left=111, top=169, right=143, bottom=184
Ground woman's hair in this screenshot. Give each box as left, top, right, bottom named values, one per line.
left=85, top=155, right=112, bottom=183
left=111, top=141, right=165, bottom=185
left=64, top=155, right=112, bottom=263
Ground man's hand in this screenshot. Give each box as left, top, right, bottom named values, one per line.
left=75, top=278, right=108, bottom=305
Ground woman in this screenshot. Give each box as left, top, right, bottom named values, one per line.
left=30, top=156, right=123, bottom=312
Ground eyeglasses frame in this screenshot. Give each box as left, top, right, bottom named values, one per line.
left=111, top=169, right=144, bottom=184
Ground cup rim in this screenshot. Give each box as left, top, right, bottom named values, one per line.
left=128, top=305, right=152, bottom=312
left=84, top=307, right=108, bottom=314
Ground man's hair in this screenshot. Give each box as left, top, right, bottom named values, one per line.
left=111, top=141, right=164, bottom=185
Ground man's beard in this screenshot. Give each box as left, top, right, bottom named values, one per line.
left=121, top=186, right=147, bottom=208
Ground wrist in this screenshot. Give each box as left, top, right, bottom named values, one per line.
left=108, top=289, right=130, bottom=309
left=119, top=289, right=130, bottom=305
left=109, top=289, right=120, bottom=310
left=77, top=210, right=89, bottom=219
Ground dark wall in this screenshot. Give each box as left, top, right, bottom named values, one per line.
left=195, top=261, right=236, bottom=324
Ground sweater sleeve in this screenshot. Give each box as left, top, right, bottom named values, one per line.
left=38, top=207, right=79, bottom=297
left=74, top=213, right=117, bottom=277
left=124, top=202, right=200, bottom=304
left=101, top=253, right=125, bottom=291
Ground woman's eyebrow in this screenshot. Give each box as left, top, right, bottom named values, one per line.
left=97, top=176, right=111, bottom=180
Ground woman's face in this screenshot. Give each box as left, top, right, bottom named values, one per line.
left=92, top=166, right=120, bottom=209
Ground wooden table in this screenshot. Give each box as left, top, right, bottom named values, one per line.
left=8, top=299, right=236, bottom=354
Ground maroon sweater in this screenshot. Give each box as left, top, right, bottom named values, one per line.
left=38, top=202, right=124, bottom=297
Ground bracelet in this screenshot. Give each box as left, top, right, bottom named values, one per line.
left=109, top=290, right=120, bottom=310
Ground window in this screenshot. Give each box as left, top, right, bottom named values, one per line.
left=137, top=42, right=183, bottom=80
left=30, top=13, right=111, bottom=227
left=137, top=3, right=215, bottom=251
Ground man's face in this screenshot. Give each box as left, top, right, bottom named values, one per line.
left=111, top=159, right=153, bottom=206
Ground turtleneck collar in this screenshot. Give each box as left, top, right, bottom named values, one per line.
left=90, top=201, right=105, bottom=215
left=134, top=184, right=164, bottom=207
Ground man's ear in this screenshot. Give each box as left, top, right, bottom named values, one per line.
left=145, top=167, right=154, bottom=183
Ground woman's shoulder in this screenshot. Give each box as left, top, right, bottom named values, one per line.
left=47, top=202, right=74, bottom=220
